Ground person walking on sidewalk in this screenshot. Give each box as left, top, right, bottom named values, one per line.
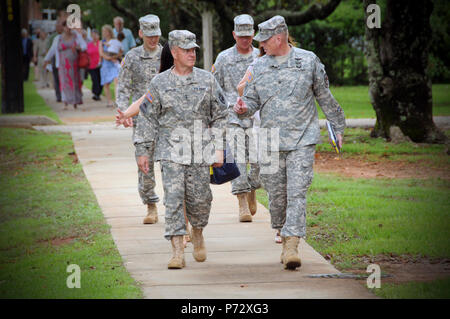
left=116, top=15, right=163, bottom=224
left=44, top=19, right=87, bottom=109
left=134, top=30, right=228, bottom=269
left=113, top=16, right=136, bottom=55
left=86, top=29, right=103, bottom=101
left=99, top=24, right=122, bottom=108
left=212, top=14, right=261, bottom=223
left=33, top=29, right=50, bottom=88
left=234, top=16, right=345, bottom=270
left=45, top=19, right=64, bottom=102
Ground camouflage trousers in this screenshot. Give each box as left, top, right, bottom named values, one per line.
left=229, top=130, right=261, bottom=195
left=259, top=144, right=316, bottom=238
left=133, top=128, right=159, bottom=204
left=160, top=160, right=212, bottom=240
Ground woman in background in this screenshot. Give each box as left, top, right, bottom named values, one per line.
left=87, top=29, right=103, bottom=101
left=45, top=19, right=87, bottom=109
left=99, top=24, right=122, bottom=107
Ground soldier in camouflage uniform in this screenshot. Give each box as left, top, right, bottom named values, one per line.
left=234, top=16, right=345, bottom=270
left=212, top=14, right=261, bottom=223
left=116, top=15, right=162, bottom=224
left=135, top=30, right=228, bottom=269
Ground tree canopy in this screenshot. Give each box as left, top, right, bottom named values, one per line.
left=39, top=0, right=449, bottom=85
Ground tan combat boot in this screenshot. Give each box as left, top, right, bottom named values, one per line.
left=191, top=227, right=207, bottom=262
left=168, top=236, right=185, bottom=269
left=143, top=203, right=158, bottom=224
left=282, top=236, right=302, bottom=270
left=237, top=193, right=252, bottom=222
left=280, top=236, right=286, bottom=264
left=247, top=190, right=257, bottom=216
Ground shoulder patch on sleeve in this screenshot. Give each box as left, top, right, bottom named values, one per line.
left=120, top=57, right=126, bottom=68
left=145, top=91, right=153, bottom=103
left=247, top=69, right=253, bottom=83
left=211, top=64, right=215, bottom=73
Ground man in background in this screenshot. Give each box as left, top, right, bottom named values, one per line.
left=116, top=15, right=163, bottom=225
left=113, top=16, right=136, bottom=55
left=21, top=29, right=33, bottom=81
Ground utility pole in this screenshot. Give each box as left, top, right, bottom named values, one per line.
left=1, top=0, right=24, bottom=114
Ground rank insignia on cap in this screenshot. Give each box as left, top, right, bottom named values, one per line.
left=211, top=64, right=215, bottom=73
left=146, top=91, right=153, bottom=103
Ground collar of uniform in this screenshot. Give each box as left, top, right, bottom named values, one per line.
left=169, top=66, right=199, bottom=86
left=286, top=45, right=300, bottom=68
left=233, top=45, right=256, bottom=62
left=268, top=45, right=296, bottom=68
left=140, top=43, right=162, bottom=59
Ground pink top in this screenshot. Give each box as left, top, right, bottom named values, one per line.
left=87, top=40, right=100, bottom=69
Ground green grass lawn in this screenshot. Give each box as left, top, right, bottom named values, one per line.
left=317, top=128, right=450, bottom=167
left=0, top=128, right=142, bottom=298
left=256, top=175, right=450, bottom=262
left=0, top=75, right=141, bottom=298
left=0, top=68, right=61, bottom=123
left=318, top=84, right=450, bottom=118
left=374, top=278, right=450, bottom=299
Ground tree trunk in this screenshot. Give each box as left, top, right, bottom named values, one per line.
left=1, top=0, right=24, bottom=114
left=364, top=0, right=446, bottom=143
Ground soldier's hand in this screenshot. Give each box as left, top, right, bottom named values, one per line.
left=123, top=118, right=133, bottom=128
left=137, top=156, right=149, bottom=174
left=115, top=108, right=127, bottom=126
left=212, top=150, right=224, bottom=168
left=233, top=97, right=248, bottom=114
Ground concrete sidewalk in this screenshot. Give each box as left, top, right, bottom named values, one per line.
left=37, top=87, right=116, bottom=124
left=35, top=122, right=376, bottom=299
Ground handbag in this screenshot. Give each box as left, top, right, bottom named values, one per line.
left=210, top=149, right=241, bottom=185
left=78, top=50, right=90, bottom=69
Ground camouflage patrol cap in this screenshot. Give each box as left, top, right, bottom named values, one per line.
left=254, top=15, right=288, bottom=42
left=139, top=14, right=161, bottom=37
left=233, top=14, right=254, bottom=37
left=168, top=30, right=200, bottom=49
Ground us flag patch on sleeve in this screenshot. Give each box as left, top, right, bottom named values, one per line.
left=146, top=91, right=153, bottom=103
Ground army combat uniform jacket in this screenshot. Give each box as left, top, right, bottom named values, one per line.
left=240, top=46, right=345, bottom=150
left=135, top=67, right=228, bottom=165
